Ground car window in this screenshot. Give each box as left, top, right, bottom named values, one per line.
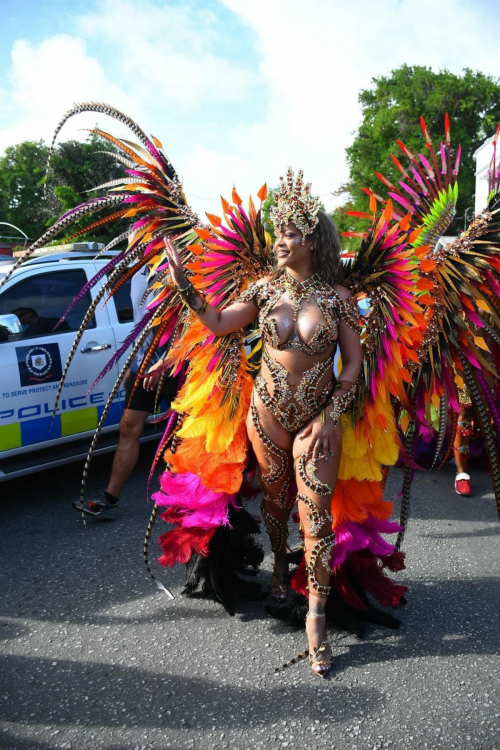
left=0, top=268, right=95, bottom=341
left=113, top=275, right=133, bottom=323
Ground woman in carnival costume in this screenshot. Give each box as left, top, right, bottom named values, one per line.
left=162, top=173, right=364, bottom=676
left=4, top=105, right=499, bottom=678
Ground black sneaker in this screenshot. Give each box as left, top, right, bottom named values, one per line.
left=72, top=496, right=119, bottom=521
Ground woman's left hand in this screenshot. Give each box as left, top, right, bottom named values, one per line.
left=299, top=415, right=339, bottom=462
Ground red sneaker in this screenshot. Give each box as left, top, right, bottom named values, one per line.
left=455, top=473, right=471, bottom=496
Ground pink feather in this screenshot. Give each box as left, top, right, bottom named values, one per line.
left=440, top=143, right=447, bottom=174
left=381, top=334, right=393, bottom=362
left=418, top=153, right=435, bottom=178
left=412, top=167, right=427, bottom=191
left=441, top=359, right=460, bottom=413
left=461, top=346, right=481, bottom=370
left=375, top=352, right=384, bottom=375
left=154, top=471, right=237, bottom=529
left=466, top=309, right=484, bottom=329
left=386, top=318, right=397, bottom=340
left=484, top=270, right=500, bottom=299
left=331, top=515, right=400, bottom=568
left=388, top=192, right=412, bottom=211
left=398, top=181, right=421, bottom=203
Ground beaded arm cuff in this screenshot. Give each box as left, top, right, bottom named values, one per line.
left=177, top=280, right=207, bottom=314
left=337, top=295, right=362, bottom=334
left=327, top=381, right=358, bottom=427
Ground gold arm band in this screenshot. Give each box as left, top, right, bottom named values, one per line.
left=177, top=279, right=208, bottom=314
left=327, top=381, right=358, bottom=427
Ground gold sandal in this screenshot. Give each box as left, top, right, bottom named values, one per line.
left=306, top=612, right=333, bottom=678
left=273, top=612, right=333, bottom=676
left=309, top=641, right=333, bottom=678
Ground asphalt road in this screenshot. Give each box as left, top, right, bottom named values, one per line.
left=1, top=445, right=499, bottom=750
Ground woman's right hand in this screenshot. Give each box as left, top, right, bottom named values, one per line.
left=163, top=236, right=188, bottom=288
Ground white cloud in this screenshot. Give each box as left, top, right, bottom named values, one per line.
left=182, top=143, right=259, bottom=209
left=76, top=0, right=260, bottom=109
left=0, top=34, right=134, bottom=151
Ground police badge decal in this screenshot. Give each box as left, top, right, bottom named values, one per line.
left=16, top=344, right=62, bottom=386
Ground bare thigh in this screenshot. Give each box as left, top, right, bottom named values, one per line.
left=292, top=419, right=342, bottom=593
left=247, top=392, right=294, bottom=553
left=292, top=419, right=342, bottom=511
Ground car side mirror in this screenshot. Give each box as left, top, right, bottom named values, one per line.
left=0, top=313, right=23, bottom=342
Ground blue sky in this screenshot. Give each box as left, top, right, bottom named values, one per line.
left=1, top=0, right=499, bottom=215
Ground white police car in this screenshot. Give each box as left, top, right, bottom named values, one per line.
left=0, top=243, right=162, bottom=481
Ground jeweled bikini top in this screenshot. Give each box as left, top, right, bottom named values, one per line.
left=237, top=272, right=361, bottom=355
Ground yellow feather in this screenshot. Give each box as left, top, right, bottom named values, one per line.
left=341, top=416, right=368, bottom=459
left=339, top=451, right=382, bottom=482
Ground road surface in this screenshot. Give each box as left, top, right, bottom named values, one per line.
left=1, top=445, right=499, bottom=749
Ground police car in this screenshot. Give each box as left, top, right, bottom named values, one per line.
left=0, top=243, right=164, bottom=481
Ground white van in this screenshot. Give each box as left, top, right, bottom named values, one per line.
left=0, top=243, right=164, bottom=481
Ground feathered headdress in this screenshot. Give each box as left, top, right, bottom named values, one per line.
left=270, top=168, right=321, bottom=238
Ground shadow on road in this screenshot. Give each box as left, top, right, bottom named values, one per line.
left=0, top=651, right=383, bottom=728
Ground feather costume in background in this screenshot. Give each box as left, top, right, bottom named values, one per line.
left=352, top=116, right=500, bottom=543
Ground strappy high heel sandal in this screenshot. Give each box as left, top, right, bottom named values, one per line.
left=273, top=612, right=334, bottom=676
left=269, top=559, right=288, bottom=601
left=306, top=612, right=333, bottom=678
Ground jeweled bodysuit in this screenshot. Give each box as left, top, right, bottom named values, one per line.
left=238, top=272, right=361, bottom=595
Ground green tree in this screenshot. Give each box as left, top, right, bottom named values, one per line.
left=262, top=187, right=277, bottom=240
left=338, top=65, right=500, bottom=241
left=0, top=140, right=49, bottom=241
left=0, top=132, right=127, bottom=245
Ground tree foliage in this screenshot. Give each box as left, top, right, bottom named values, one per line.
left=262, top=188, right=277, bottom=241
left=0, top=140, right=49, bottom=241
left=337, top=65, right=500, bottom=246
left=0, top=133, right=126, bottom=245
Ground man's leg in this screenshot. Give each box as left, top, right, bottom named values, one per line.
left=73, top=370, right=155, bottom=519
left=106, top=408, right=150, bottom=498
left=454, top=401, right=473, bottom=496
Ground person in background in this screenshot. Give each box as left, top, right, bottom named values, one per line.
left=453, top=308, right=497, bottom=498
left=73, top=266, right=177, bottom=520
left=453, top=391, right=473, bottom=496
left=13, top=307, right=70, bottom=335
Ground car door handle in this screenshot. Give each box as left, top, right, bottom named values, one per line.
left=80, top=344, right=113, bottom=353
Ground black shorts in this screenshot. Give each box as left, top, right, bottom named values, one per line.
left=124, top=370, right=178, bottom=414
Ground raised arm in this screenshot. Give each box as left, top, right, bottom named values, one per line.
left=164, top=237, right=259, bottom=335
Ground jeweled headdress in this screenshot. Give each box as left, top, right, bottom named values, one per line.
left=270, top=167, right=321, bottom=238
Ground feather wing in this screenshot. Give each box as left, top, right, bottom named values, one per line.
left=369, top=114, right=460, bottom=246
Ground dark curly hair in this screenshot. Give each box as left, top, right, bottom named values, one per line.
left=273, top=210, right=344, bottom=286
left=310, top=210, right=344, bottom=285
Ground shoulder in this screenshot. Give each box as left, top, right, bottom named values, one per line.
left=255, top=275, right=274, bottom=287
left=333, top=284, right=352, bottom=301
left=235, top=275, right=273, bottom=305
left=253, top=275, right=277, bottom=305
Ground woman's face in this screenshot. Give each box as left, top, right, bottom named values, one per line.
left=274, top=222, right=313, bottom=270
